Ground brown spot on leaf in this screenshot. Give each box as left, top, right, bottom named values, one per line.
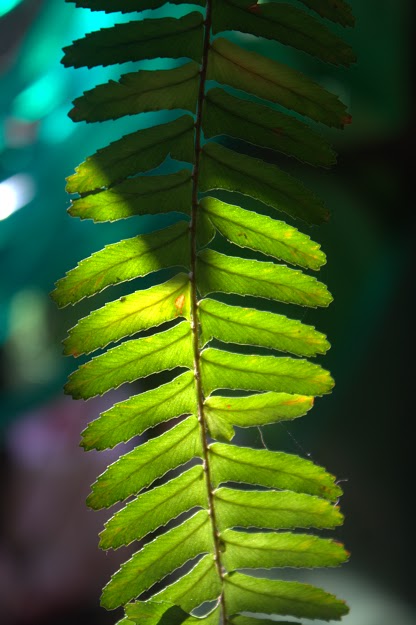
left=341, top=114, right=352, bottom=126
left=175, top=294, right=186, bottom=316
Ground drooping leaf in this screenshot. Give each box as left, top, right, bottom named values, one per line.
left=81, top=371, right=196, bottom=451
left=211, top=0, right=355, bottom=66
left=199, top=197, right=326, bottom=270
left=52, top=221, right=190, bottom=308
left=62, top=13, right=204, bottom=68
left=69, top=170, right=193, bottom=223
left=71, top=62, right=200, bottom=123
left=209, top=443, right=342, bottom=501
left=57, top=1, right=354, bottom=621
left=66, top=115, right=194, bottom=195
left=207, top=38, right=349, bottom=127
left=222, top=529, right=349, bottom=570
left=64, top=274, right=191, bottom=356
left=200, top=142, right=329, bottom=224
left=100, top=465, right=207, bottom=549
left=205, top=391, right=314, bottom=442
left=214, top=487, right=343, bottom=531
left=224, top=572, right=349, bottom=620
left=101, top=510, right=212, bottom=609
left=199, top=299, right=329, bottom=357
left=203, top=88, right=336, bottom=167
left=88, top=415, right=202, bottom=509
left=197, top=249, right=332, bottom=308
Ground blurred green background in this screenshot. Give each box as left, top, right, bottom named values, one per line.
left=0, top=1, right=413, bottom=624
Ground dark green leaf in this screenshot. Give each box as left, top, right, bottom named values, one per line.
left=68, top=0, right=205, bottom=13
left=225, top=572, right=349, bottom=620
left=209, top=443, right=342, bottom=501
left=66, top=115, right=194, bottom=195
left=201, top=348, right=334, bottom=396
left=62, top=13, right=204, bottom=68
left=69, top=170, right=192, bottom=223
left=82, top=371, right=196, bottom=450
left=207, top=38, right=350, bottom=127
left=197, top=249, right=332, bottom=308
left=71, top=62, right=200, bottom=123
left=297, top=0, right=355, bottom=27
left=212, top=0, right=355, bottom=66
left=100, top=466, right=207, bottom=549
left=199, top=143, right=329, bottom=224
left=101, top=511, right=212, bottom=609
left=203, top=88, right=336, bottom=167
left=88, top=416, right=202, bottom=509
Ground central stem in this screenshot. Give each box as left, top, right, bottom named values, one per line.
left=189, top=2, right=227, bottom=623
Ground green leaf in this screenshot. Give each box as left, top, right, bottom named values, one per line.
left=101, top=510, right=212, bottom=609
left=154, top=554, right=221, bottom=612
left=62, top=13, right=204, bottom=68
left=66, top=115, right=194, bottom=195
left=88, top=415, right=202, bottom=509
left=70, top=62, right=200, bottom=123
left=197, top=249, right=332, bottom=308
left=64, top=274, right=191, bottom=356
left=207, top=38, right=350, bottom=128
left=297, top=0, right=355, bottom=27
left=215, top=487, right=343, bottom=531
left=203, top=88, right=336, bottom=167
left=199, top=299, right=329, bottom=357
left=199, top=197, right=326, bottom=270
left=222, top=529, right=348, bottom=570
left=66, top=321, right=193, bottom=400
left=230, top=616, right=300, bottom=625
left=201, top=348, right=334, bottom=396
left=81, top=371, right=196, bottom=451
left=52, top=221, right=190, bottom=308
left=68, top=0, right=205, bottom=14
left=100, top=466, right=208, bottom=549
left=209, top=443, right=342, bottom=501
left=211, top=0, right=355, bottom=66
left=126, top=602, right=220, bottom=625
left=200, top=142, right=329, bottom=224
left=205, top=392, right=314, bottom=442
left=225, top=572, right=349, bottom=620
left=69, top=170, right=193, bottom=223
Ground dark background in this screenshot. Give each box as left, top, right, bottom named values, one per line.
left=0, top=1, right=414, bottom=624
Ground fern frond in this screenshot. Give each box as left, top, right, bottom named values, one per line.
left=55, top=0, right=354, bottom=622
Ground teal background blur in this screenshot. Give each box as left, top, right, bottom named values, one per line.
left=0, top=1, right=414, bottom=624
